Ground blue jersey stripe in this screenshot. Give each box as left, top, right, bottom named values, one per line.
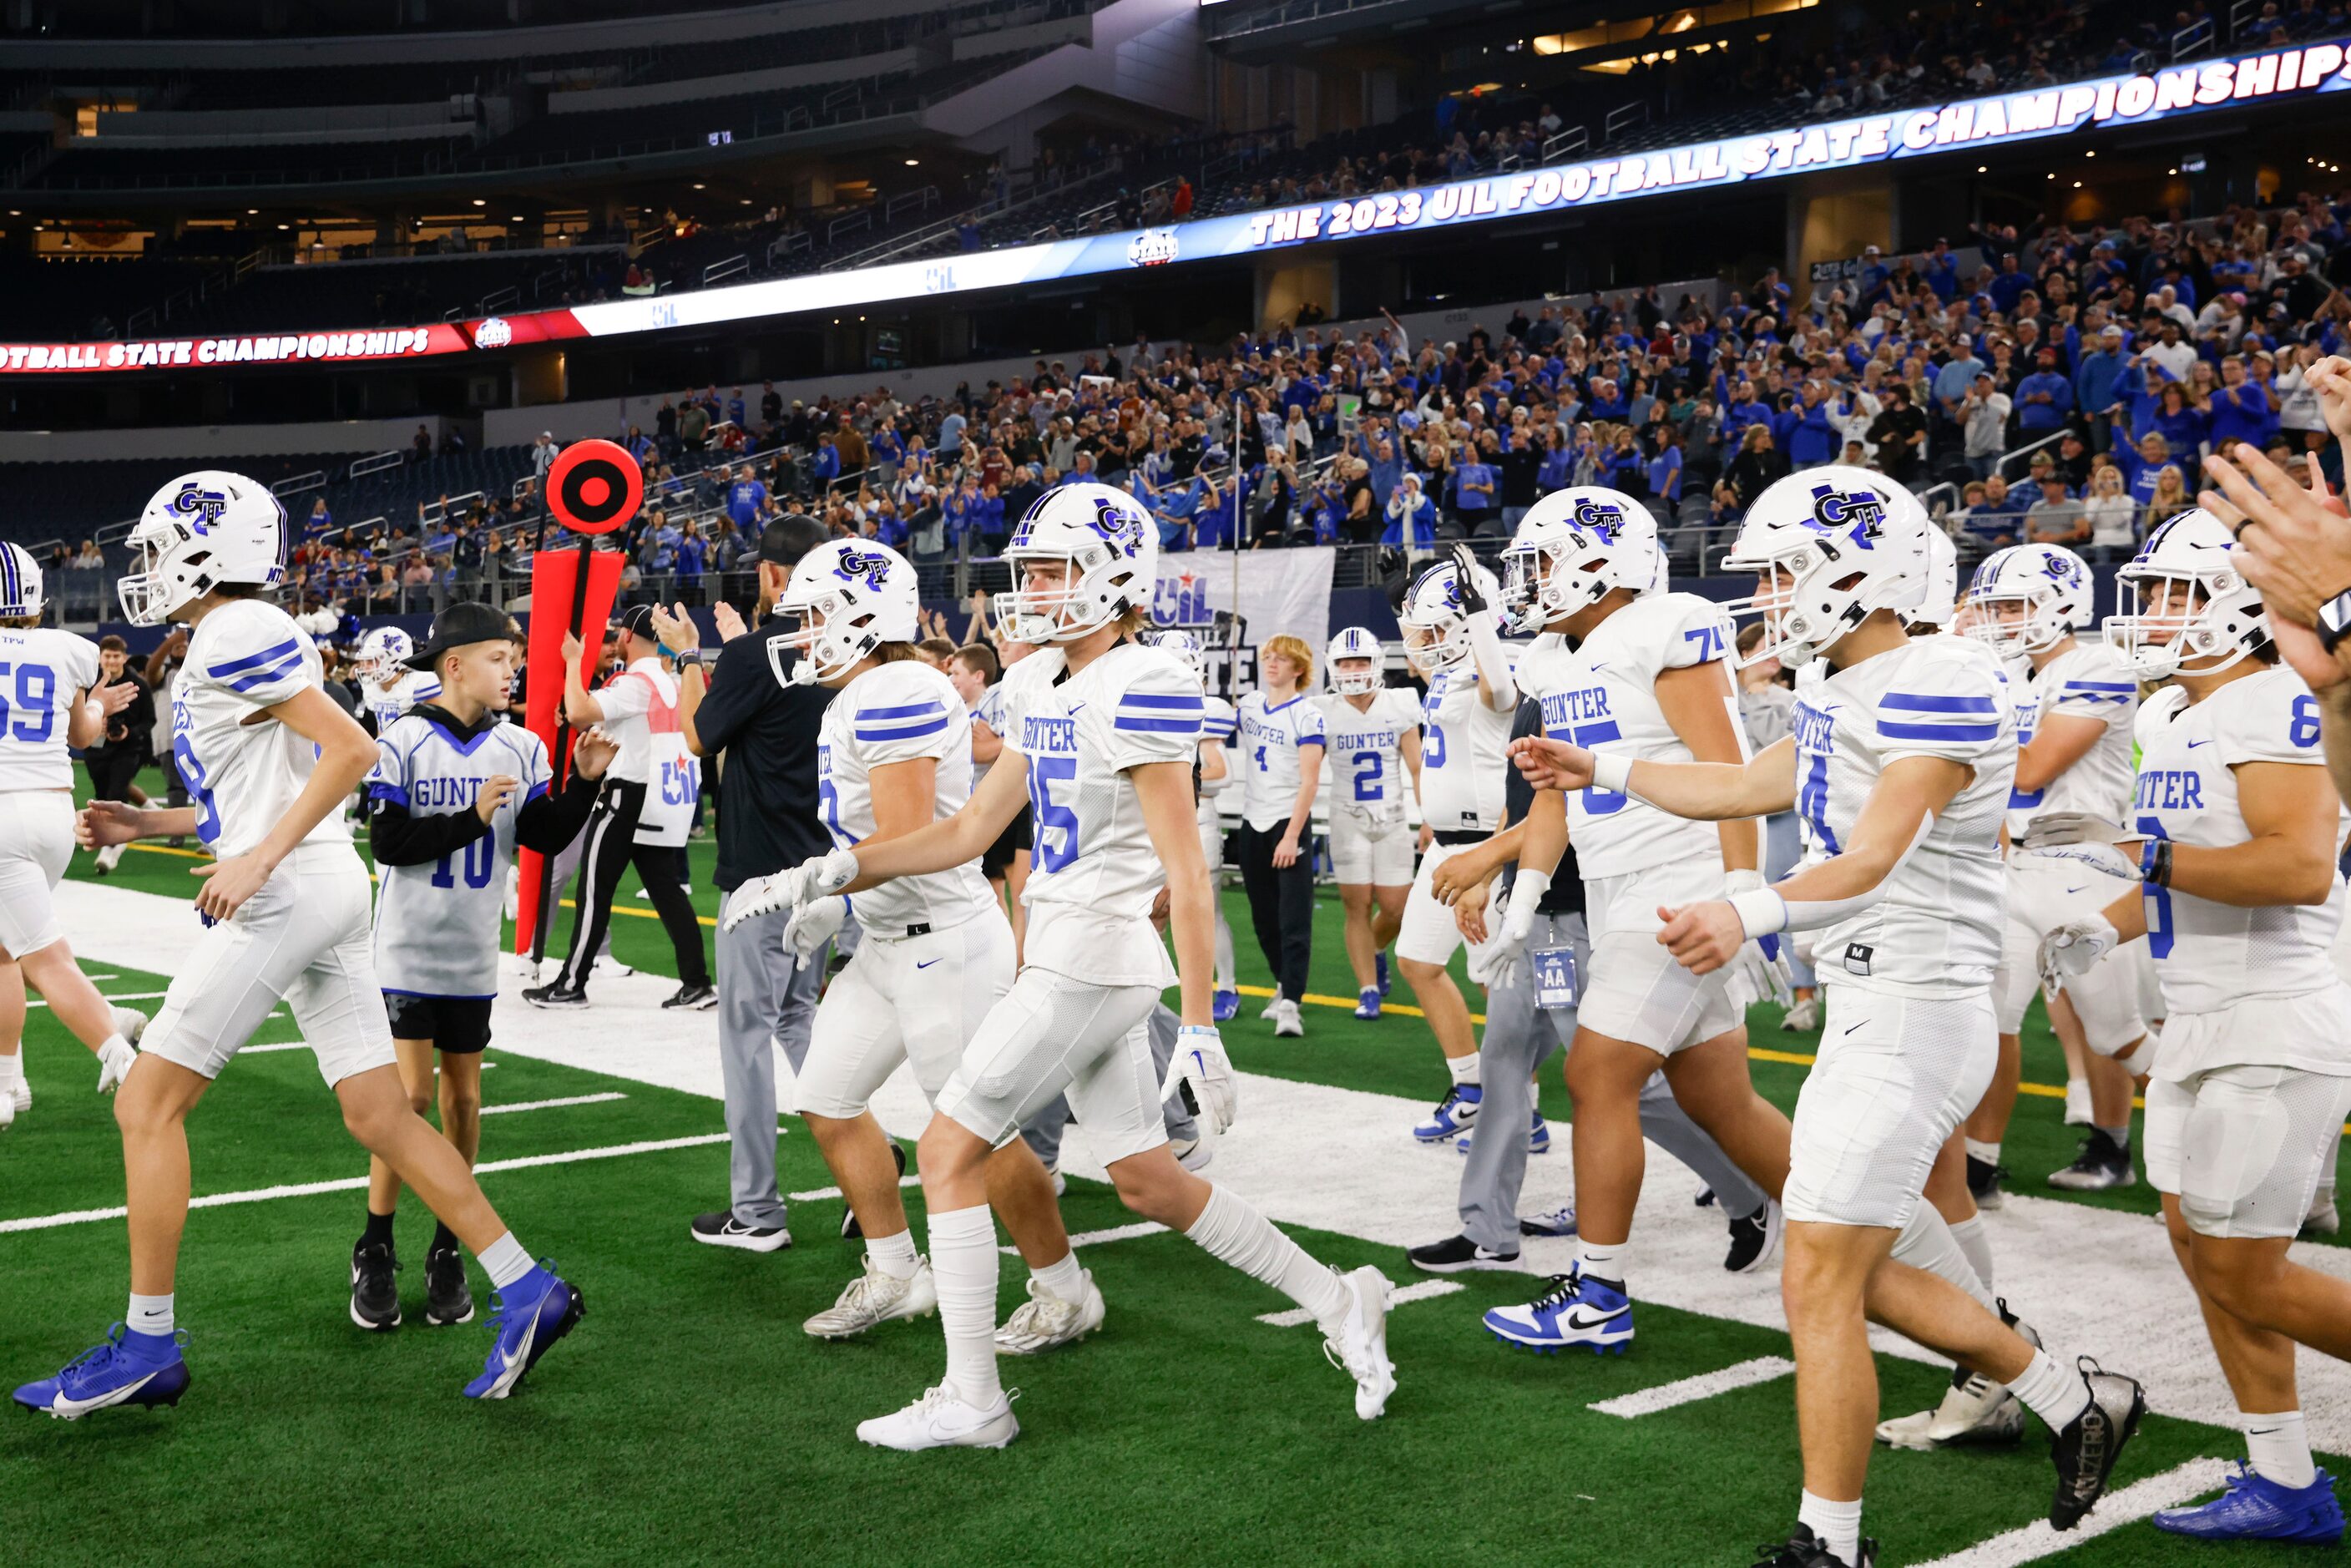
left=2062, top=680, right=2136, bottom=691
left=367, top=781, right=411, bottom=807
left=1878, top=719, right=2000, bottom=741
left=1115, top=716, right=1202, bottom=734
left=857, top=717, right=951, bottom=741
left=208, top=635, right=301, bottom=678
left=859, top=701, right=946, bottom=721
left=523, top=780, right=551, bottom=803
left=223, top=655, right=305, bottom=694
left=1880, top=692, right=1996, bottom=714
left=1119, top=692, right=1204, bottom=710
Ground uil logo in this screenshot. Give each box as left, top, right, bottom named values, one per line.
left=169, top=483, right=230, bottom=534
left=831, top=547, right=892, bottom=589
left=1804, top=483, right=1885, bottom=550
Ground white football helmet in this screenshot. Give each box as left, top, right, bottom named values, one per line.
left=119, top=470, right=288, bottom=627
left=1398, top=556, right=1503, bottom=675
left=1498, top=486, right=1658, bottom=633
left=769, top=539, right=920, bottom=686
left=1719, top=465, right=1929, bottom=668
left=0, top=542, right=43, bottom=619
left=353, top=625, right=415, bottom=681
left=1326, top=626, right=1383, bottom=695
left=2106, top=508, right=2267, bottom=679
left=1149, top=627, right=1206, bottom=679
left=1962, top=543, right=2093, bottom=655
left=1898, top=526, right=1959, bottom=631
left=995, top=481, right=1158, bottom=645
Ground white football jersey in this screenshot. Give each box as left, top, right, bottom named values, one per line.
left=363, top=669, right=441, bottom=736
left=2018, top=641, right=2137, bottom=826
left=1792, top=635, right=2015, bottom=994
left=1317, top=687, right=1420, bottom=821
left=173, top=599, right=352, bottom=862
left=0, top=626, right=99, bottom=791
left=2000, top=650, right=2040, bottom=838
left=2132, top=668, right=2348, bottom=1020
left=1198, top=692, right=1236, bottom=830
left=1234, top=690, right=1327, bottom=832
left=368, top=714, right=550, bottom=998
left=596, top=656, right=698, bottom=847
left=1001, top=641, right=1202, bottom=987
left=1418, top=661, right=1515, bottom=833
left=972, top=682, right=1009, bottom=785
left=818, top=660, right=994, bottom=935
left=1519, top=591, right=1737, bottom=881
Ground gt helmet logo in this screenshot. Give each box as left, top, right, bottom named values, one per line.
left=831, top=547, right=892, bottom=588
left=1803, top=483, right=1886, bottom=549
left=1570, top=498, right=1625, bottom=540
left=170, top=482, right=230, bottom=534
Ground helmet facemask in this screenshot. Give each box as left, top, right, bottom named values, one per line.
left=2106, top=571, right=2258, bottom=680
left=771, top=584, right=882, bottom=686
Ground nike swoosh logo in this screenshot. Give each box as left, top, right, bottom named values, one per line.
left=1843, top=1021, right=1867, bottom=1036
left=1565, top=1308, right=1628, bottom=1332
left=1066, top=703, right=1087, bottom=716
left=2186, top=738, right=2210, bottom=749
left=915, top=959, right=942, bottom=969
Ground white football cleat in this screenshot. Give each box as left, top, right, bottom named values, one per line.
left=0, top=1085, right=16, bottom=1130
left=995, top=1271, right=1105, bottom=1356
left=855, top=1383, right=1019, bottom=1451
left=94, top=842, right=124, bottom=874
left=803, top=1255, right=938, bottom=1339
left=1273, top=999, right=1304, bottom=1039
left=1321, top=1264, right=1397, bottom=1421
left=1258, top=996, right=1282, bottom=1021
left=2304, top=1186, right=2341, bottom=1238
left=1876, top=1368, right=2025, bottom=1450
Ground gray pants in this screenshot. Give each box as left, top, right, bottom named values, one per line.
left=1019, top=1003, right=1199, bottom=1170
left=715, top=899, right=833, bottom=1228
left=1462, top=910, right=1768, bottom=1252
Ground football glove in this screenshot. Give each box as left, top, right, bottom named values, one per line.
left=2019, top=813, right=2142, bottom=853
left=95, top=1038, right=137, bottom=1095
left=1467, top=883, right=1529, bottom=989
left=1449, top=543, right=1489, bottom=613
left=719, top=849, right=859, bottom=932
left=2036, top=913, right=2121, bottom=994
left=781, top=893, right=848, bottom=960
left=1160, top=1024, right=1238, bottom=1136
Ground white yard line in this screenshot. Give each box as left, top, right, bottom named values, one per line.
left=0, top=1133, right=729, bottom=1234
left=1258, top=1277, right=1464, bottom=1328
left=1588, top=1356, right=1798, bottom=1418
left=30, top=989, right=170, bottom=1009
left=479, top=1091, right=628, bottom=1115
left=789, top=1175, right=920, bottom=1203
left=1909, top=1459, right=2230, bottom=1566
left=999, top=1220, right=1168, bottom=1256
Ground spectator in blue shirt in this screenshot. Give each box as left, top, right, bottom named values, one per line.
left=1192, top=474, right=1236, bottom=550
left=725, top=465, right=767, bottom=530
left=2014, top=348, right=2075, bottom=434
left=811, top=435, right=841, bottom=488
left=2148, top=381, right=2208, bottom=462
left=2073, top=324, right=2131, bottom=450
left=306, top=498, right=332, bottom=537
left=2207, top=356, right=2274, bottom=452
left=1384, top=472, right=1437, bottom=548
left=1784, top=382, right=1841, bottom=466
left=1720, top=381, right=1772, bottom=446
left=1961, top=474, right=2027, bottom=550
left=1646, top=431, right=1684, bottom=503
left=1452, top=448, right=1497, bottom=535
left=937, top=409, right=966, bottom=458
left=973, top=483, right=1007, bottom=553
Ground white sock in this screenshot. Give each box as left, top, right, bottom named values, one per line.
left=1214, top=911, right=1236, bottom=991
left=1575, top=1237, right=1624, bottom=1288
left=0, top=1052, right=20, bottom=1085
left=128, top=1292, right=174, bottom=1338
left=867, top=1227, right=920, bottom=1280
left=2244, top=1409, right=2318, bottom=1490
left=2008, top=1348, right=2091, bottom=1431
left=1797, top=1490, right=1863, bottom=1567
left=1449, top=1050, right=1482, bottom=1087
left=1185, top=1185, right=1348, bottom=1328
left=478, top=1231, right=535, bottom=1290
left=1948, top=1214, right=1995, bottom=1295
left=1965, top=1136, right=2000, bottom=1165
left=928, top=1205, right=1004, bottom=1407
left=1891, top=1203, right=1995, bottom=1313
left=1030, top=1250, right=1087, bottom=1304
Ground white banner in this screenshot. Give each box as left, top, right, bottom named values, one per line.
left=1152, top=546, right=1336, bottom=691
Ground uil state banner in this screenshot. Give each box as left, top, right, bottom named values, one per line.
left=1153, top=547, right=1336, bottom=693
left=513, top=544, right=625, bottom=957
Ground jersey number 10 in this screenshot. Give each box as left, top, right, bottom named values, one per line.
left=432, top=836, right=496, bottom=890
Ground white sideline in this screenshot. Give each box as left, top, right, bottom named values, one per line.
left=1589, top=1356, right=1797, bottom=1418
left=480, top=1092, right=628, bottom=1115
left=1000, top=1221, right=1167, bottom=1256
left=1909, top=1459, right=2231, bottom=1565
left=1257, top=1278, right=1463, bottom=1328
left=790, top=1175, right=920, bottom=1202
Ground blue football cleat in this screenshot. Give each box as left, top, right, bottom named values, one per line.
left=1484, top=1267, right=1634, bottom=1355
left=1375, top=951, right=1391, bottom=997
left=2154, top=1464, right=2343, bottom=1543
left=1355, top=988, right=1381, bottom=1020
left=13, top=1325, right=191, bottom=1419
left=1211, top=989, right=1241, bottom=1024
left=1414, top=1082, right=1483, bottom=1141
left=463, top=1264, right=584, bottom=1400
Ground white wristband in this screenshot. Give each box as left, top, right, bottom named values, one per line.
left=1729, top=887, right=1789, bottom=938
left=1589, top=751, right=1634, bottom=794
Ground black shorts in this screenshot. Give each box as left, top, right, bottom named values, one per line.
left=982, top=803, right=1034, bottom=880
left=383, top=993, right=495, bottom=1055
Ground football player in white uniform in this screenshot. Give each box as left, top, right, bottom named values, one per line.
left=1508, top=468, right=2145, bottom=1565
left=0, top=541, right=145, bottom=1132
left=16, top=472, right=582, bottom=1419
left=1318, top=625, right=1423, bottom=1019
left=1396, top=549, right=1524, bottom=1144
left=1476, top=488, right=1789, bottom=1355
left=1963, top=545, right=2152, bottom=1196
left=743, top=539, right=1100, bottom=1355
left=751, top=483, right=1394, bottom=1450
left=2038, top=506, right=2351, bottom=1543
left=353, top=625, right=441, bottom=735
left=1150, top=630, right=1241, bottom=1020
left=1232, top=635, right=1327, bottom=1038
left=352, top=601, right=609, bottom=1333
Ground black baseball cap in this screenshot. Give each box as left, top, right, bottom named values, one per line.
left=404, top=601, right=515, bottom=670
left=758, top=513, right=827, bottom=567
left=614, top=603, right=659, bottom=641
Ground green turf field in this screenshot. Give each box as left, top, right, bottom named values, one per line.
left=3, top=766, right=2344, bottom=1567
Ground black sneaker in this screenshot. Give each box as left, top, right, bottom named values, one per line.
left=1724, top=1200, right=1783, bottom=1274
left=690, top=1211, right=791, bottom=1252
left=423, top=1242, right=474, bottom=1327
left=1750, top=1525, right=1876, bottom=1566
left=844, top=1141, right=910, bottom=1240
left=349, top=1240, right=401, bottom=1331
left=2047, top=1130, right=2136, bottom=1191
left=523, top=981, right=588, bottom=1010
left=1406, top=1233, right=1520, bottom=1273
left=662, top=982, right=718, bottom=1011
left=2049, top=1357, right=2146, bottom=1530
left=1966, top=1152, right=2009, bottom=1210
